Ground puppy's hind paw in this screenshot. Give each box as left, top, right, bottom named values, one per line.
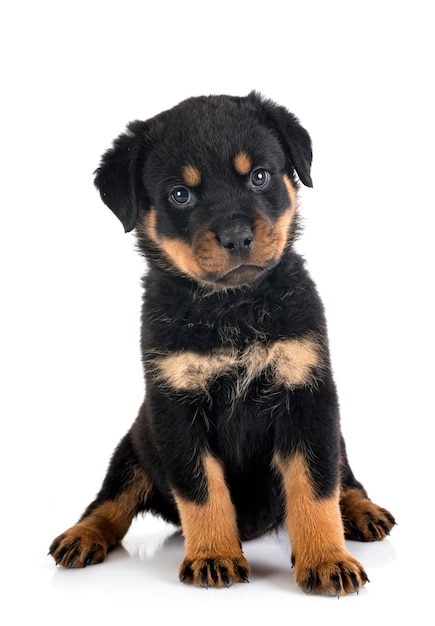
left=49, top=524, right=108, bottom=568
left=340, top=490, right=396, bottom=542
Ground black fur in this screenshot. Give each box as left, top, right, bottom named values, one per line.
left=49, top=92, right=395, bottom=595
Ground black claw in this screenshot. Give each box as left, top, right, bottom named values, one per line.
left=54, top=546, right=68, bottom=565
left=303, top=570, right=315, bottom=595
left=352, top=524, right=365, bottom=542
left=237, top=565, right=249, bottom=582
left=378, top=520, right=391, bottom=536
left=331, top=573, right=341, bottom=598
left=180, top=565, right=192, bottom=583
left=349, top=571, right=359, bottom=594
left=384, top=512, right=396, bottom=526
left=220, top=569, right=230, bottom=588
left=86, top=545, right=99, bottom=566
left=49, top=537, right=62, bottom=557
left=68, top=548, right=80, bottom=568
left=360, top=569, right=370, bottom=584
left=201, top=566, right=209, bottom=589
left=209, top=564, right=219, bottom=586
left=368, top=522, right=380, bottom=541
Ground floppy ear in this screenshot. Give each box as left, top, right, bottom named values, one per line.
left=94, top=120, right=152, bottom=232
left=250, top=91, right=313, bottom=188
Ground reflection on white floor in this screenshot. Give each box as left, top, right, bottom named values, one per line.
left=4, top=492, right=424, bottom=626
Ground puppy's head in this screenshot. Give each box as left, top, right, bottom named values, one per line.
left=95, top=92, right=312, bottom=289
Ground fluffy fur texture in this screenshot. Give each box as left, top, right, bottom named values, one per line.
left=49, top=92, right=395, bottom=595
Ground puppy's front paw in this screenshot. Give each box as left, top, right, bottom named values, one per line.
left=292, top=550, right=368, bottom=596
left=179, top=554, right=250, bottom=588
left=49, top=524, right=108, bottom=568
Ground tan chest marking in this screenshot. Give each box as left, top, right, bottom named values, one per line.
left=151, top=349, right=237, bottom=393
left=150, top=336, right=322, bottom=393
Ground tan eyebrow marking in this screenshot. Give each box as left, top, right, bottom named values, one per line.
left=182, top=165, right=202, bottom=187
left=234, top=151, right=252, bottom=176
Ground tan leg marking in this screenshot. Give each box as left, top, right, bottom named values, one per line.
left=275, top=453, right=368, bottom=595
left=174, top=455, right=249, bottom=587
left=49, top=467, right=152, bottom=568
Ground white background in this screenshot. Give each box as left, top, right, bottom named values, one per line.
left=1, top=1, right=433, bottom=623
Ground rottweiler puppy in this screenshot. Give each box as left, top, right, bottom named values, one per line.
left=49, top=92, right=395, bottom=595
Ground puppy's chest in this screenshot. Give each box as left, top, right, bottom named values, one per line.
left=146, top=316, right=322, bottom=396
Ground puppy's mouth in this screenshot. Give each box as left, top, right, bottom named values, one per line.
left=203, top=261, right=276, bottom=288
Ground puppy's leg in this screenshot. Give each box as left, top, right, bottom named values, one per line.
left=275, top=451, right=368, bottom=596
left=145, top=364, right=249, bottom=588
left=49, top=433, right=153, bottom=568
left=175, top=454, right=249, bottom=588
left=339, top=436, right=396, bottom=541
left=273, top=383, right=370, bottom=596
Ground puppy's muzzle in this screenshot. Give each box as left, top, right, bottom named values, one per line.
left=216, top=217, right=253, bottom=257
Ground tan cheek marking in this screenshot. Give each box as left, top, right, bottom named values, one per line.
left=272, top=175, right=298, bottom=258
left=234, top=151, right=252, bottom=176
left=274, top=452, right=345, bottom=564
left=152, top=349, right=238, bottom=392
left=173, top=455, right=242, bottom=560
left=273, top=209, right=293, bottom=258
left=142, top=208, right=203, bottom=280
left=283, top=174, right=298, bottom=209
left=182, top=165, right=201, bottom=187
left=252, top=216, right=275, bottom=255
left=269, top=337, right=321, bottom=387
left=142, top=207, right=158, bottom=240
left=251, top=175, right=297, bottom=263
left=159, top=239, right=204, bottom=279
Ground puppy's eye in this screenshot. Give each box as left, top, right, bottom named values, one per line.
left=250, top=168, right=270, bottom=188
left=170, top=186, right=192, bottom=206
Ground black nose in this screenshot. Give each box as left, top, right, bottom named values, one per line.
left=218, top=218, right=253, bottom=254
